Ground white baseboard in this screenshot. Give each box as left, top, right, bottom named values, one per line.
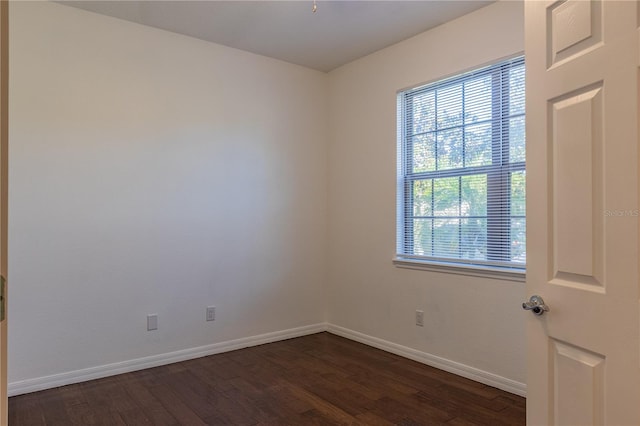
left=8, top=323, right=327, bottom=397
left=9, top=322, right=526, bottom=398
left=326, top=324, right=527, bottom=397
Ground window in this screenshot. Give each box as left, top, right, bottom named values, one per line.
left=396, top=57, right=525, bottom=274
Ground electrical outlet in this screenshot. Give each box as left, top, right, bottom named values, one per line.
left=147, top=314, right=158, bottom=331
left=206, top=306, right=216, bottom=322
left=415, top=310, right=424, bottom=327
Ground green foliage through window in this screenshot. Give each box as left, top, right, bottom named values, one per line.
left=397, top=57, right=526, bottom=269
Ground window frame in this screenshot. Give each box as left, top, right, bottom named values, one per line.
left=395, top=56, right=526, bottom=280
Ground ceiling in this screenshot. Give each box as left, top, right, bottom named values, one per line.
left=60, top=0, right=494, bottom=72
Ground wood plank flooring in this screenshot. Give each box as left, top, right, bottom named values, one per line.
left=9, top=332, right=525, bottom=425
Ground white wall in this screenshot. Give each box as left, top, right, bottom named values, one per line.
left=326, top=1, right=526, bottom=385
left=8, top=2, right=327, bottom=384
left=8, top=0, right=527, bottom=394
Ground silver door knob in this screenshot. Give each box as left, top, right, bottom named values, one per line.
left=522, top=295, right=549, bottom=316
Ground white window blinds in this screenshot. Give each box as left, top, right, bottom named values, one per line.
left=397, top=57, right=525, bottom=270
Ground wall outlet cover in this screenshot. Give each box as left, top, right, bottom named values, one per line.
left=147, top=314, right=158, bottom=331
left=206, top=306, right=216, bottom=322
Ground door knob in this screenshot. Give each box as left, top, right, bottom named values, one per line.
left=522, top=295, right=549, bottom=316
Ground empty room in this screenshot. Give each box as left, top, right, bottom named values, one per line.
left=1, top=1, right=639, bottom=425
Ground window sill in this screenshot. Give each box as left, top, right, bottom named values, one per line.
left=392, top=257, right=526, bottom=283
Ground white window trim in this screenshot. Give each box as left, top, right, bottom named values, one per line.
left=393, top=256, right=525, bottom=282
left=395, top=56, right=526, bottom=277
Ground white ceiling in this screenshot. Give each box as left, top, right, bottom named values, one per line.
left=60, top=0, right=494, bottom=72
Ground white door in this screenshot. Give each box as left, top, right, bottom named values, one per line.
left=525, top=1, right=640, bottom=425
left=0, top=1, right=7, bottom=425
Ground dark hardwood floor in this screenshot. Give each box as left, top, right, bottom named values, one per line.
left=9, top=332, right=525, bottom=425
